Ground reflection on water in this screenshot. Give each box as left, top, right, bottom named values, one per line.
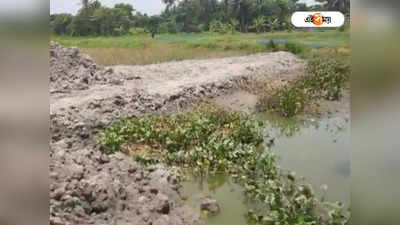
left=260, top=112, right=350, bottom=206
left=182, top=113, right=350, bottom=225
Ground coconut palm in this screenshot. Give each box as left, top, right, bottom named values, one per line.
left=252, top=16, right=266, bottom=34
left=266, top=18, right=279, bottom=33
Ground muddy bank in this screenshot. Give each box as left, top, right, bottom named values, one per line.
left=50, top=42, right=304, bottom=225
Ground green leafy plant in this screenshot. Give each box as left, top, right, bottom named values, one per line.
left=267, top=85, right=306, bottom=117
left=251, top=16, right=266, bottom=34
left=97, top=105, right=349, bottom=225
left=266, top=18, right=279, bottom=33
left=230, top=18, right=240, bottom=33
left=257, top=51, right=349, bottom=117
left=283, top=41, right=306, bottom=54
left=268, top=39, right=279, bottom=52
left=209, top=20, right=233, bottom=34
left=302, top=54, right=350, bottom=100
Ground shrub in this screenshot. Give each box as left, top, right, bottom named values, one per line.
left=197, top=24, right=206, bottom=33
left=283, top=41, right=305, bottom=54
left=209, top=20, right=232, bottom=34
left=129, top=27, right=148, bottom=35
left=268, top=39, right=279, bottom=52
left=158, top=20, right=182, bottom=34
left=267, top=85, right=306, bottom=117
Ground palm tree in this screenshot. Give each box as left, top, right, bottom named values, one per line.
left=252, top=16, right=266, bottom=34
left=266, top=18, right=279, bottom=33
left=162, top=0, right=176, bottom=12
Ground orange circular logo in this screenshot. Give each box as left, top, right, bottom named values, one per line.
left=312, top=13, right=324, bottom=26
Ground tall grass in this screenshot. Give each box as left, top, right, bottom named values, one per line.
left=81, top=45, right=248, bottom=66
left=51, top=30, right=349, bottom=65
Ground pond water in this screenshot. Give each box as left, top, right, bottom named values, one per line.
left=182, top=113, right=350, bottom=225
left=259, top=39, right=333, bottom=47
left=155, top=36, right=202, bottom=41
left=182, top=174, right=248, bottom=225
left=260, top=113, right=350, bottom=206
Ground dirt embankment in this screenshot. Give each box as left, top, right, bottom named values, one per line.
left=49, top=42, right=304, bottom=225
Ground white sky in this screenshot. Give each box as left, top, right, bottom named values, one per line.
left=50, top=0, right=318, bottom=15
left=50, top=0, right=166, bottom=15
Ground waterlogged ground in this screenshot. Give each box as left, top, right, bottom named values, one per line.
left=261, top=113, right=350, bottom=205
left=181, top=113, right=350, bottom=225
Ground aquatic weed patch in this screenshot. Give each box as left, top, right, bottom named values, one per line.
left=97, top=107, right=348, bottom=225
left=259, top=51, right=350, bottom=117
left=302, top=53, right=350, bottom=101
left=97, top=107, right=264, bottom=173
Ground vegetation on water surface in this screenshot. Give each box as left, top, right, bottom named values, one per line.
left=302, top=53, right=350, bottom=101
left=260, top=50, right=350, bottom=117
left=97, top=106, right=349, bottom=225
left=98, top=106, right=264, bottom=173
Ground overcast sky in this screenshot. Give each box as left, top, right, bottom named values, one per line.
left=50, top=0, right=317, bottom=16
left=50, top=0, right=166, bottom=15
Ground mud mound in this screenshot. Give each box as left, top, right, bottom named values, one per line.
left=50, top=42, right=124, bottom=93
left=50, top=43, right=203, bottom=225
left=50, top=43, right=304, bottom=225
left=50, top=148, right=201, bottom=225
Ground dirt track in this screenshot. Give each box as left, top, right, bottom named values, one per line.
left=51, top=50, right=303, bottom=111
left=49, top=42, right=304, bottom=225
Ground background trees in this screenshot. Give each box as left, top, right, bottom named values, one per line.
left=50, top=0, right=350, bottom=36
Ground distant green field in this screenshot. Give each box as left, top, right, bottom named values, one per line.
left=52, top=30, right=349, bottom=66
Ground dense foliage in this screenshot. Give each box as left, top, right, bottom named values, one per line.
left=50, top=0, right=350, bottom=36
left=97, top=106, right=349, bottom=225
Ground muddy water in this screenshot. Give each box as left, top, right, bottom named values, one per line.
left=182, top=113, right=350, bottom=225
left=182, top=174, right=248, bottom=225
left=261, top=113, right=350, bottom=206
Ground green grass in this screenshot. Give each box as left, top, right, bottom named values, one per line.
left=51, top=30, right=349, bottom=65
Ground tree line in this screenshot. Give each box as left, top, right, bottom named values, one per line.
left=50, top=0, right=350, bottom=36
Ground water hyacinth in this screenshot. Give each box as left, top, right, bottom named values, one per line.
left=97, top=106, right=349, bottom=225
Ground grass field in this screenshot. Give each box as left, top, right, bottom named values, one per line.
left=52, top=30, right=349, bottom=66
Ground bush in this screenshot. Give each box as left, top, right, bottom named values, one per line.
left=197, top=24, right=206, bottom=32
left=283, top=42, right=305, bottom=54
left=158, top=20, right=182, bottom=34
left=267, top=85, right=306, bottom=117
left=209, top=20, right=232, bottom=34
left=129, top=27, right=148, bottom=35
left=268, top=39, right=279, bottom=52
